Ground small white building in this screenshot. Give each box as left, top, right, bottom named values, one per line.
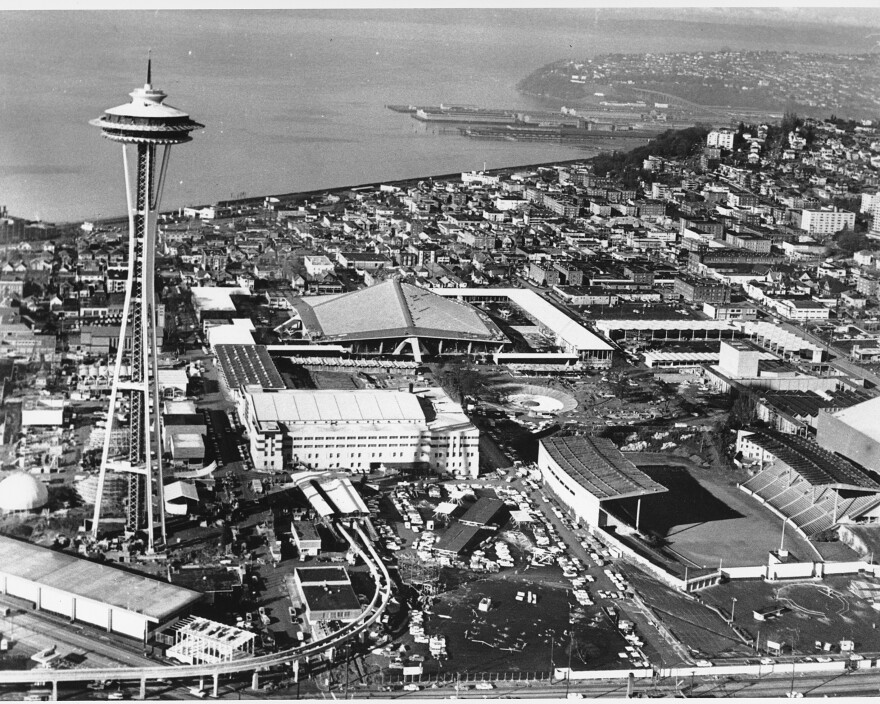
left=167, top=616, right=256, bottom=664
left=21, top=398, right=65, bottom=427
left=304, top=255, right=335, bottom=278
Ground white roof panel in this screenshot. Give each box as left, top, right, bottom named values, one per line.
left=431, top=288, right=612, bottom=352
left=249, top=390, right=426, bottom=424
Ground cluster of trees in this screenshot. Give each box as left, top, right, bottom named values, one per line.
left=591, top=125, right=710, bottom=187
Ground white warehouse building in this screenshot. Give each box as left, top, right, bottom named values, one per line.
left=0, top=536, right=202, bottom=642
left=242, top=387, right=480, bottom=477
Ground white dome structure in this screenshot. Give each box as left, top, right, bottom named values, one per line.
left=0, top=472, right=49, bottom=512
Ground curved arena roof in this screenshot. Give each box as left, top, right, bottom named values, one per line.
left=294, top=280, right=508, bottom=343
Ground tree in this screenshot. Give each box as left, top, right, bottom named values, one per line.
left=835, top=229, right=871, bottom=254
left=781, top=110, right=802, bottom=135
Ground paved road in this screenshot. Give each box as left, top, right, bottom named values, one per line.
left=0, top=609, right=154, bottom=670
left=510, top=480, right=688, bottom=667
left=299, top=667, right=880, bottom=699
left=754, top=308, right=880, bottom=387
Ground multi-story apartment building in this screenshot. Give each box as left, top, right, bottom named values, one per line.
left=799, top=208, right=855, bottom=235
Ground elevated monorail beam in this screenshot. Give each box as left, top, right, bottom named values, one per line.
left=0, top=520, right=392, bottom=690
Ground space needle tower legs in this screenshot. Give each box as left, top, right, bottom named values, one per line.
left=89, top=61, right=203, bottom=552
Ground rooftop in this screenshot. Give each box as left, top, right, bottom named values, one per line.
left=215, top=344, right=285, bottom=390
left=433, top=288, right=614, bottom=352
left=295, top=566, right=350, bottom=585
left=434, top=523, right=484, bottom=555
left=459, top=497, right=506, bottom=526
left=595, top=319, right=737, bottom=332
left=169, top=567, right=241, bottom=594
left=827, top=396, right=880, bottom=444
left=294, top=279, right=507, bottom=343
left=248, top=389, right=425, bottom=424
left=190, top=286, right=249, bottom=313
left=540, top=436, right=668, bottom=501
left=301, top=584, right=362, bottom=614
left=0, top=536, right=202, bottom=622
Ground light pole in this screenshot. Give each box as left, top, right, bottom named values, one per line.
left=730, top=597, right=738, bottom=624
left=565, top=631, right=573, bottom=698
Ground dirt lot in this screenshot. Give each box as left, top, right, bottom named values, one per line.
left=700, top=575, right=880, bottom=656
left=624, top=568, right=752, bottom=660
left=426, top=569, right=630, bottom=675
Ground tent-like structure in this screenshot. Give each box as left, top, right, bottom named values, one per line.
left=0, top=472, right=48, bottom=513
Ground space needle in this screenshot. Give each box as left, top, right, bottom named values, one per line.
left=89, top=60, right=203, bottom=552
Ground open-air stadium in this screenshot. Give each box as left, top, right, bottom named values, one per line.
left=738, top=429, right=880, bottom=559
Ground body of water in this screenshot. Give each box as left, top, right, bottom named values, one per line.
left=0, top=9, right=876, bottom=223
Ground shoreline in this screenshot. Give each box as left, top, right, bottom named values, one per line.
left=87, top=150, right=639, bottom=229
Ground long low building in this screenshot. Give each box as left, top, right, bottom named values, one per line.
left=642, top=350, right=721, bottom=369
left=538, top=436, right=667, bottom=529
left=242, top=387, right=480, bottom=477
left=738, top=321, right=826, bottom=364
left=594, top=319, right=737, bottom=342
left=0, top=536, right=202, bottom=642
left=430, top=287, right=614, bottom=366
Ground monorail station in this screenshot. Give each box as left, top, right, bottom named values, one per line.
left=0, top=536, right=203, bottom=642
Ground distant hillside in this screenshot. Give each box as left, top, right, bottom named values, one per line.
left=518, top=51, right=880, bottom=119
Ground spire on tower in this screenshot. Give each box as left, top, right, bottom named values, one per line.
left=146, top=51, right=152, bottom=87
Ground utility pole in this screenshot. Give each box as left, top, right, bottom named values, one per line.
left=344, top=643, right=350, bottom=699
left=565, top=631, right=573, bottom=698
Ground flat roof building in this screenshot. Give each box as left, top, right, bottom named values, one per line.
left=431, top=287, right=614, bottom=365
left=0, top=536, right=202, bottom=642
left=458, top=497, right=507, bottom=528
left=243, top=387, right=479, bottom=477
left=215, top=344, right=285, bottom=393
left=288, top=566, right=362, bottom=626
left=817, top=396, right=880, bottom=476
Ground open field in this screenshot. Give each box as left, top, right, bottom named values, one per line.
left=622, top=462, right=817, bottom=569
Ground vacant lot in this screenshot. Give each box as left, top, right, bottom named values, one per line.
left=624, top=568, right=752, bottom=659
left=701, top=575, right=880, bottom=655
left=427, top=568, right=631, bottom=675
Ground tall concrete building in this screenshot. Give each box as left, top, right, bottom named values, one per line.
left=242, top=387, right=480, bottom=477
left=90, top=62, right=203, bottom=551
